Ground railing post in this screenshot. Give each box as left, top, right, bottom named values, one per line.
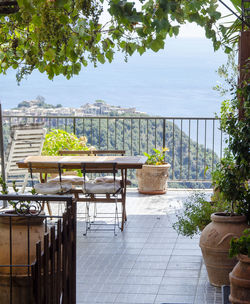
left=163, top=119, right=166, bottom=148
left=163, top=118, right=166, bottom=161
left=0, top=102, right=7, bottom=208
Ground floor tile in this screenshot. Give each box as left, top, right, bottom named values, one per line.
left=76, top=190, right=221, bottom=304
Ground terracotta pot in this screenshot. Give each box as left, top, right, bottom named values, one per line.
left=0, top=211, right=45, bottom=304
left=199, top=213, right=249, bottom=287
left=136, top=163, right=171, bottom=195
left=229, top=254, right=250, bottom=304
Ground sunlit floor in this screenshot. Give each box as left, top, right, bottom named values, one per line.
left=75, top=189, right=223, bottom=304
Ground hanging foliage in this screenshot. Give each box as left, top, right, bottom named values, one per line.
left=0, top=0, right=224, bottom=82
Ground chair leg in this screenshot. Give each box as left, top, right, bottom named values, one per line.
left=21, top=174, right=29, bottom=193
left=41, top=201, right=52, bottom=218
left=121, top=202, right=126, bottom=232
left=83, top=202, right=90, bottom=236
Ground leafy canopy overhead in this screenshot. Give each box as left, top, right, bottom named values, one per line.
left=0, top=0, right=225, bottom=81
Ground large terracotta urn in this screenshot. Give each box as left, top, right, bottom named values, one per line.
left=136, top=163, right=171, bottom=194
left=199, top=213, right=249, bottom=287
left=0, top=211, right=45, bottom=304
left=229, top=254, right=250, bottom=304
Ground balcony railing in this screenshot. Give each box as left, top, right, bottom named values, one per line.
left=2, top=115, right=228, bottom=186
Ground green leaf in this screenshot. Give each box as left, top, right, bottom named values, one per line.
left=150, top=39, right=164, bottom=52
left=105, top=50, right=114, bottom=63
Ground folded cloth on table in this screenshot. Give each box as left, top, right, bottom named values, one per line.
left=49, top=175, right=88, bottom=185
left=82, top=181, right=121, bottom=194
left=94, top=176, right=131, bottom=185
left=34, top=182, right=72, bottom=194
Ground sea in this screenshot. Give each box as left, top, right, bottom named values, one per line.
left=0, top=38, right=231, bottom=117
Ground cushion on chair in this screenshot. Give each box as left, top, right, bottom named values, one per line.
left=34, top=182, right=72, bottom=194
left=82, top=182, right=121, bottom=194
left=48, top=175, right=89, bottom=185
left=94, top=176, right=132, bottom=186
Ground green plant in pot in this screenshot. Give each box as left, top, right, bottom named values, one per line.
left=228, top=229, right=250, bottom=303
left=173, top=192, right=228, bottom=238
left=199, top=86, right=250, bottom=287
left=136, top=147, right=171, bottom=195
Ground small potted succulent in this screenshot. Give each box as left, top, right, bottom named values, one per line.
left=229, top=229, right=250, bottom=304
left=136, top=147, right=171, bottom=194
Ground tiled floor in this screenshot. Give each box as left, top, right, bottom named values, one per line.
left=76, top=189, right=223, bottom=304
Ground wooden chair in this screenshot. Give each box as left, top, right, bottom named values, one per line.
left=6, top=124, right=46, bottom=192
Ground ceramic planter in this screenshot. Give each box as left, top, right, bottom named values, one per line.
left=199, top=212, right=249, bottom=287
left=229, top=254, right=250, bottom=304
left=0, top=211, right=45, bottom=304
left=136, top=163, right=171, bottom=194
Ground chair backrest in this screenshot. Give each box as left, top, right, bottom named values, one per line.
left=5, top=124, right=46, bottom=190
left=58, top=150, right=126, bottom=156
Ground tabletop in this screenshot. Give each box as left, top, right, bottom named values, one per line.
left=17, top=155, right=147, bottom=171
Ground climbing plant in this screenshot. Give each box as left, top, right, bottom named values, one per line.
left=0, top=0, right=226, bottom=82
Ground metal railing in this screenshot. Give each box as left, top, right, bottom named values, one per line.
left=1, top=115, right=228, bottom=185
left=0, top=194, right=76, bottom=304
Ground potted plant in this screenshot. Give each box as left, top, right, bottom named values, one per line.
left=229, top=229, right=250, bottom=304
left=199, top=87, right=250, bottom=286
left=136, top=147, right=171, bottom=194
left=173, top=192, right=228, bottom=238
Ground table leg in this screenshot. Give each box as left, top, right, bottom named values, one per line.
left=121, top=169, right=128, bottom=231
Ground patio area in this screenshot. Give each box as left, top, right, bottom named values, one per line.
left=75, top=189, right=223, bottom=304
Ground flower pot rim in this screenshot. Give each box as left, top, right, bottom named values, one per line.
left=237, top=254, right=250, bottom=262
left=142, top=163, right=171, bottom=168
left=211, top=212, right=247, bottom=223
left=0, top=210, right=45, bottom=225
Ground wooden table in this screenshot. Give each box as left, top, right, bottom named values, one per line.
left=17, top=155, right=147, bottom=170
left=17, top=155, right=147, bottom=231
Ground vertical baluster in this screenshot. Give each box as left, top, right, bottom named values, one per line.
left=172, top=119, right=175, bottom=180
left=155, top=119, right=157, bottom=149
left=91, top=118, right=93, bottom=146
left=99, top=119, right=101, bottom=149
left=204, top=120, right=207, bottom=180
left=73, top=118, right=76, bottom=134
left=146, top=119, right=149, bottom=153
left=162, top=119, right=166, bottom=149
left=131, top=119, right=133, bottom=155
left=180, top=119, right=183, bottom=180
left=212, top=119, right=215, bottom=172
left=196, top=120, right=199, bottom=180
left=123, top=119, right=125, bottom=151
left=115, top=119, right=117, bottom=149
left=107, top=119, right=109, bottom=149
left=188, top=119, right=191, bottom=180
left=139, top=119, right=141, bottom=155
left=220, top=125, right=223, bottom=160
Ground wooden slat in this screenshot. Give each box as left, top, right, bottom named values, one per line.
left=56, top=220, right=62, bottom=304
left=50, top=226, right=56, bottom=304
left=43, top=233, right=49, bottom=304
left=62, top=213, right=68, bottom=304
